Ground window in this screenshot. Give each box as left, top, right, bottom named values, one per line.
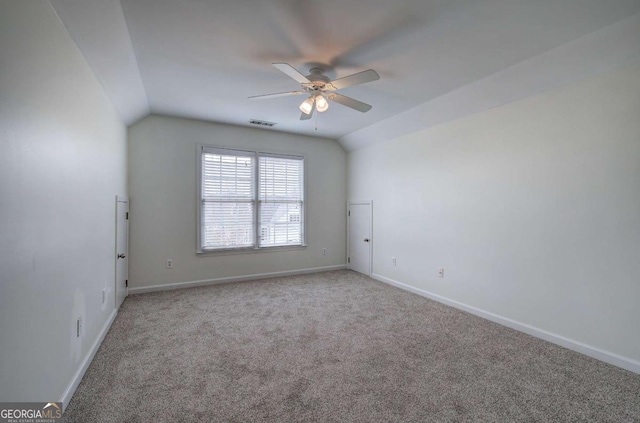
left=259, top=155, right=304, bottom=247
left=200, top=148, right=255, bottom=249
left=198, top=146, right=304, bottom=252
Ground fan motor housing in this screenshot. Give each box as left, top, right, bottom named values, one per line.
left=305, top=68, right=330, bottom=91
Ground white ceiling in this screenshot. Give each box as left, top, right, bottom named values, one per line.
left=49, top=0, right=640, bottom=149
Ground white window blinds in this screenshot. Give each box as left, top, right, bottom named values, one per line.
left=201, top=148, right=254, bottom=250
left=199, top=146, right=304, bottom=252
left=259, top=155, right=304, bottom=247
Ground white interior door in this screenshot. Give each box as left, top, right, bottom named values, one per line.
left=348, top=202, right=372, bottom=276
left=115, top=196, right=129, bottom=309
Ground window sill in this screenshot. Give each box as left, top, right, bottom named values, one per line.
left=197, top=244, right=307, bottom=257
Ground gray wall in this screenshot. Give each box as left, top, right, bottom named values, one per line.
left=0, top=2, right=127, bottom=402
left=348, top=63, right=640, bottom=366
left=128, top=115, right=347, bottom=289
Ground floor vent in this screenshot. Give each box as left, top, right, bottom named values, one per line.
left=249, top=119, right=277, bottom=127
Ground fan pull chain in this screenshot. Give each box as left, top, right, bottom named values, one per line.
left=315, top=109, right=319, bottom=131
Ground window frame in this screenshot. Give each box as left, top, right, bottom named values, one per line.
left=196, top=144, right=307, bottom=255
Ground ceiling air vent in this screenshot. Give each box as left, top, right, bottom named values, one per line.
left=249, top=119, right=277, bottom=127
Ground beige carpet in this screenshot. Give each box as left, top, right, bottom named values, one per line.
left=64, top=270, right=640, bottom=422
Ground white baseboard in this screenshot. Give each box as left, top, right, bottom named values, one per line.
left=60, top=308, right=117, bottom=411
left=129, top=265, right=348, bottom=295
left=371, top=273, right=640, bottom=375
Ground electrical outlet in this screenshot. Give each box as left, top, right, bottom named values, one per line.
left=322, top=248, right=327, bottom=256
left=102, top=288, right=106, bottom=304
left=438, top=267, right=445, bottom=278
left=76, top=317, right=82, bottom=337
left=166, top=259, right=173, bottom=269
left=392, top=257, right=397, bottom=266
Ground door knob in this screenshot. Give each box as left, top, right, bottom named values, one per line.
left=364, top=238, right=370, bottom=242
left=117, top=253, right=126, bottom=259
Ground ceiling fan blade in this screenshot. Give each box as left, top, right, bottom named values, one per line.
left=248, top=91, right=306, bottom=100
left=300, top=102, right=315, bottom=120
left=327, top=69, right=380, bottom=91
left=328, top=93, right=372, bottom=113
left=273, top=63, right=310, bottom=84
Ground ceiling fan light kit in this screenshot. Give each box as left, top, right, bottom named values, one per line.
left=299, top=97, right=315, bottom=114
left=299, top=94, right=329, bottom=115
left=249, top=62, right=380, bottom=121
left=315, top=95, right=329, bottom=112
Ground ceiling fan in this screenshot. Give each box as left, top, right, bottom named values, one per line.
left=249, top=63, right=380, bottom=120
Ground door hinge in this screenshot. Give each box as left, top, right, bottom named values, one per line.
left=348, top=257, right=350, bottom=263
left=126, top=212, right=129, bottom=220
left=125, top=279, right=128, bottom=288
left=348, top=211, right=350, bottom=217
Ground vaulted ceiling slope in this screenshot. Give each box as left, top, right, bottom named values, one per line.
left=49, top=0, right=640, bottom=150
